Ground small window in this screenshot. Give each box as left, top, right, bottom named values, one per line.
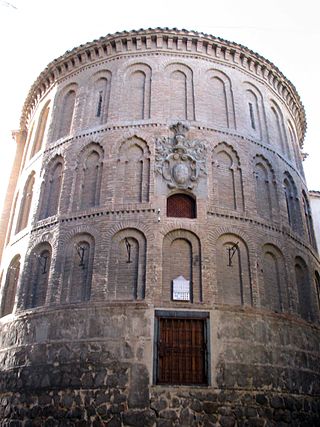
left=248, top=102, right=255, bottom=129
left=167, top=194, right=196, bottom=218
left=154, top=311, right=209, bottom=385
left=96, top=91, right=103, bottom=117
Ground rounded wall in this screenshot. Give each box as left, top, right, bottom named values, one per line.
left=0, top=28, right=319, bottom=426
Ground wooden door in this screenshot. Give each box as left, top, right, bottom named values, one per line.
left=157, top=317, right=207, bottom=385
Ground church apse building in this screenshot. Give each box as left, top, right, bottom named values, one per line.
left=0, top=28, right=319, bottom=426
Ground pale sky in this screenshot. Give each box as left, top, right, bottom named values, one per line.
left=0, top=0, right=319, bottom=214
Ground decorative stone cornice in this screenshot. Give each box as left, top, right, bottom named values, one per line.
left=20, top=28, right=306, bottom=145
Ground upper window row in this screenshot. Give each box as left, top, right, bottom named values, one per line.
left=25, top=66, right=302, bottom=172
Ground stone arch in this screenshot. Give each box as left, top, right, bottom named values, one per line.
left=104, top=220, right=154, bottom=247
left=269, top=100, right=290, bottom=158
left=25, top=242, right=52, bottom=308
left=15, top=171, right=35, bottom=233
left=162, top=229, right=202, bottom=303
left=124, top=63, right=151, bottom=120
left=91, top=70, right=112, bottom=125
left=261, top=244, right=288, bottom=312
left=61, top=233, right=95, bottom=304
left=39, top=155, right=64, bottom=219
left=30, top=100, right=50, bottom=158
left=1, top=255, right=20, bottom=317
left=253, top=154, right=277, bottom=220
left=57, top=83, right=78, bottom=138
left=216, top=233, right=253, bottom=306
left=283, top=172, right=303, bottom=235
left=243, top=82, right=267, bottom=141
left=212, top=142, right=244, bottom=211
left=73, top=143, right=104, bottom=211
left=206, top=69, right=235, bottom=128
left=165, top=63, right=195, bottom=121
left=295, top=256, right=312, bottom=321
left=31, top=231, right=55, bottom=249
left=115, top=136, right=150, bottom=203
left=107, top=228, right=146, bottom=301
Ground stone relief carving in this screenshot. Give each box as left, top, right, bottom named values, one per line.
left=155, top=123, right=206, bottom=189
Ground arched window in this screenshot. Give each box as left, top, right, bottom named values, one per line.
left=1, top=255, right=20, bottom=317
left=247, top=90, right=261, bottom=139
left=283, top=172, right=303, bottom=235
left=261, top=244, right=288, bottom=312
left=93, top=75, right=111, bottom=124
left=166, top=64, right=195, bottom=121
left=216, top=234, right=253, bottom=306
left=123, top=65, right=151, bottom=121
left=205, top=69, right=235, bottom=129
left=262, top=251, right=281, bottom=311
left=130, top=71, right=146, bottom=120
left=255, top=163, right=271, bottom=219
left=116, top=137, right=150, bottom=204
left=212, top=143, right=244, bottom=211
left=167, top=193, right=196, bottom=218
left=25, top=244, right=52, bottom=308
left=170, top=70, right=187, bottom=120
left=15, top=172, right=35, bottom=233
left=61, top=234, right=94, bottom=304
left=302, top=191, right=316, bottom=248
left=74, top=145, right=104, bottom=210
left=108, top=229, right=146, bottom=301
left=30, top=101, right=50, bottom=158
left=58, top=89, right=76, bottom=138
left=243, top=83, right=267, bottom=141
left=283, top=178, right=293, bottom=226
left=208, top=77, right=228, bottom=127
left=254, top=156, right=277, bottom=221
left=295, top=256, right=312, bottom=321
left=39, top=157, right=63, bottom=219
left=270, top=101, right=290, bottom=159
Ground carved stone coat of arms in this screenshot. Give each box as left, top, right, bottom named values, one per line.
left=155, top=123, right=206, bottom=189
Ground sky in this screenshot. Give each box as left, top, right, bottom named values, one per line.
left=0, top=0, right=319, bottom=214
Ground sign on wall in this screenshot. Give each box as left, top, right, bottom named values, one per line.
left=172, top=275, right=190, bottom=301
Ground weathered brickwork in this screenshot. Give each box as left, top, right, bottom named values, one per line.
left=0, top=28, right=319, bottom=425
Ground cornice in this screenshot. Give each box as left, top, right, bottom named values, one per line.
left=20, top=28, right=306, bottom=145
left=309, top=190, right=320, bottom=197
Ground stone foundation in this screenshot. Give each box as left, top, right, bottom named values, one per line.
left=0, top=388, right=319, bottom=426
left=0, top=304, right=319, bottom=426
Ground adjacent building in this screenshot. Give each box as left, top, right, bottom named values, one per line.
left=310, top=190, right=320, bottom=253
